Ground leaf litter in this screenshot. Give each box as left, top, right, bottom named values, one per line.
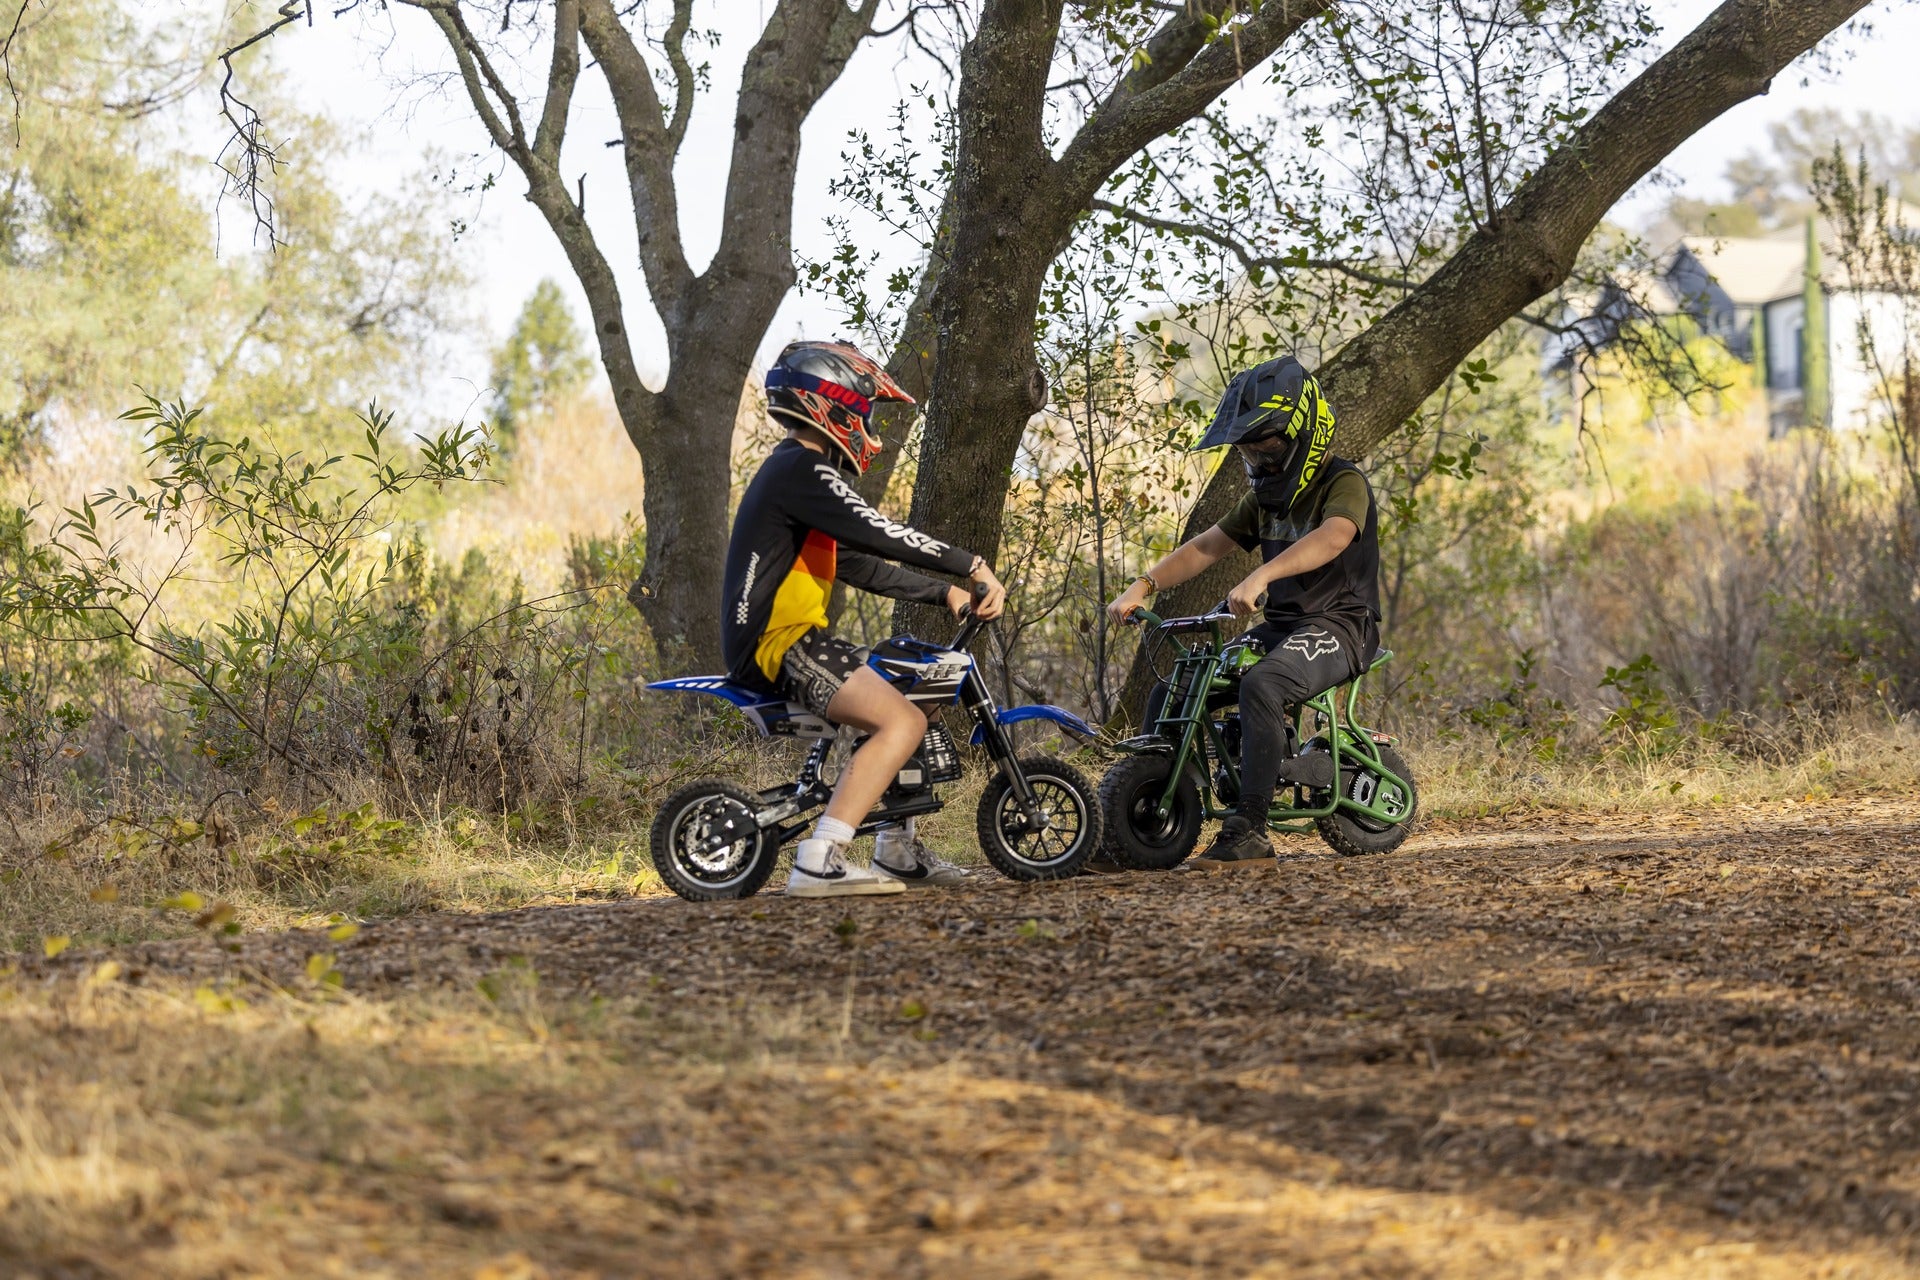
left=6, top=796, right=1920, bottom=1276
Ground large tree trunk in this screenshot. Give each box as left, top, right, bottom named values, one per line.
left=629, top=348, right=758, bottom=664
left=896, top=0, right=1330, bottom=639
left=399, top=0, right=877, bottom=673
left=903, top=0, right=1063, bottom=566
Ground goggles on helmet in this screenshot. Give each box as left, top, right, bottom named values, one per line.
left=764, top=340, right=911, bottom=475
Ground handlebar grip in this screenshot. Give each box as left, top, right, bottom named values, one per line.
left=957, top=578, right=992, bottom=622
left=1210, top=592, right=1267, bottom=617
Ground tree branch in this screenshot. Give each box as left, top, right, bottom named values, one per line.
left=1132, top=0, right=1878, bottom=715
left=1088, top=196, right=1416, bottom=292
left=214, top=0, right=313, bottom=243
left=1, top=0, right=41, bottom=141
left=411, top=1, right=529, bottom=160
left=1321, top=0, right=1875, bottom=460
left=577, top=0, right=695, bottom=315
left=661, top=0, right=695, bottom=152
left=531, top=0, right=580, bottom=164
left=699, top=0, right=880, bottom=325
left=402, top=1, right=656, bottom=451
left=1053, top=0, right=1332, bottom=208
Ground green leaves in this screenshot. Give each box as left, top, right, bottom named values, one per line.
left=2, top=394, right=491, bottom=788
left=1599, top=653, right=1681, bottom=748
left=1458, top=359, right=1499, bottom=395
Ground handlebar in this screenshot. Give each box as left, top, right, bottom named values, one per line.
left=951, top=580, right=993, bottom=651
left=1120, top=592, right=1262, bottom=632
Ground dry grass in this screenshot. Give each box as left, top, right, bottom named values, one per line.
left=0, top=983, right=1887, bottom=1279
left=0, top=774, right=667, bottom=957
left=431, top=393, right=647, bottom=594
left=8, top=715, right=1919, bottom=958
left=429, top=381, right=772, bottom=594
left=1413, top=713, right=1920, bottom=820
left=8, top=793, right=1920, bottom=1277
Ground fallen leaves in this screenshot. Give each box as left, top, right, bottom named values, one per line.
left=10, top=798, right=1920, bottom=1275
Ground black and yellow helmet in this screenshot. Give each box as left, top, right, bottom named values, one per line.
left=1192, top=355, right=1336, bottom=511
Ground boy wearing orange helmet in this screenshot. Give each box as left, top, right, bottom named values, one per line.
left=720, top=341, right=1006, bottom=896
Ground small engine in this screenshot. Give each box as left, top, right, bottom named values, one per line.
left=888, top=754, right=931, bottom=798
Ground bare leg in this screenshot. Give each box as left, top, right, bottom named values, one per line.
left=822, top=666, right=927, bottom=827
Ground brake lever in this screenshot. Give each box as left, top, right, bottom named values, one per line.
left=952, top=581, right=993, bottom=648
left=1208, top=590, right=1266, bottom=621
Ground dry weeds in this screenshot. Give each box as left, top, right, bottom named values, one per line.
left=7, top=793, right=1920, bottom=1277
left=8, top=716, right=1919, bottom=958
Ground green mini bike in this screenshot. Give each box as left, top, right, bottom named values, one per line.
left=1100, top=600, right=1418, bottom=868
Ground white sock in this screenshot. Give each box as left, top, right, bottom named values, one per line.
left=797, top=817, right=857, bottom=874
left=874, top=817, right=916, bottom=867
left=811, top=816, right=856, bottom=845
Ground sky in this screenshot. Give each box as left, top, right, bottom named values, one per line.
left=250, top=0, right=1920, bottom=410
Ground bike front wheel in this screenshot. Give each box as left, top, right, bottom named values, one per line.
left=976, top=756, right=1101, bottom=881
left=649, top=778, right=779, bottom=901
left=1096, top=752, right=1205, bottom=870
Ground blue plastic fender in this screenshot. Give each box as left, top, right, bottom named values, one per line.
left=969, top=704, right=1097, bottom=745
left=645, top=675, right=765, bottom=707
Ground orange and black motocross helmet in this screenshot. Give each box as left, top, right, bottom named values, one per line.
left=765, top=340, right=913, bottom=474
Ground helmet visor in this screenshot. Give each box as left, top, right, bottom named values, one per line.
left=1236, top=431, right=1299, bottom=478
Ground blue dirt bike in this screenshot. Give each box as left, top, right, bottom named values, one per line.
left=645, top=596, right=1102, bottom=901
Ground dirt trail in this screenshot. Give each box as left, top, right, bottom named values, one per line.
left=13, top=798, right=1920, bottom=1277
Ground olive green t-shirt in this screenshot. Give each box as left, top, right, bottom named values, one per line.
left=1214, top=463, right=1381, bottom=656
left=1217, top=468, right=1370, bottom=548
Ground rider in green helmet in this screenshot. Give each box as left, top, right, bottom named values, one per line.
left=1108, top=355, right=1382, bottom=867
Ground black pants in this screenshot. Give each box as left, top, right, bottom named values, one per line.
left=1235, top=619, right=1373, bottom=824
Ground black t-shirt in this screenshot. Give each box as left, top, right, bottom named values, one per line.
left=1216, top=457, right=1382, bottom=657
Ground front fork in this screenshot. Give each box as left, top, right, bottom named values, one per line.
left=962, top=667, right=1048, bottom=827
left=1154, top=652, right=1225, bottom=815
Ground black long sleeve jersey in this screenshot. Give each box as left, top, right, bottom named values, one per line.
left=721, top=439, right=978, bottom=686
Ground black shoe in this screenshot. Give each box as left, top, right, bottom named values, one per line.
left=1192, top=818, right=1274, bottom=869
left=1274, top=750, right=1335, bottom=790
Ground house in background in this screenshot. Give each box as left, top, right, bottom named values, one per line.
left=1572, top=209, right=1920, bottom=436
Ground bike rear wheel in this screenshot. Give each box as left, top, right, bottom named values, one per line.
left=649, top=779, right=779, bottom=901
left=1314, top=743, right=1418, bottom=856
left=976, top=756, right=1101, bottom=881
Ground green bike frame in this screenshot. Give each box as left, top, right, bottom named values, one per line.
left=1119, top=607, right=1411, bottom=833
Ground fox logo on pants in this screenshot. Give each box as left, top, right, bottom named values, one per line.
left=1282, top=627, right=1341, bottom=661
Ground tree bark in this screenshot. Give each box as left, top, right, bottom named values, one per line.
left=410, top=0, right=877, bottom=669
left=1114, top=0, right=1874, bottom=724
left=897, top=0, right=1330, bottom=638
left=906, top=0, right=1065, bottom=565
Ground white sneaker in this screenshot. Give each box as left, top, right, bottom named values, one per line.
left=871, top=839, right=971, bottom=888
left=784, top=839, right=906, bottom=898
